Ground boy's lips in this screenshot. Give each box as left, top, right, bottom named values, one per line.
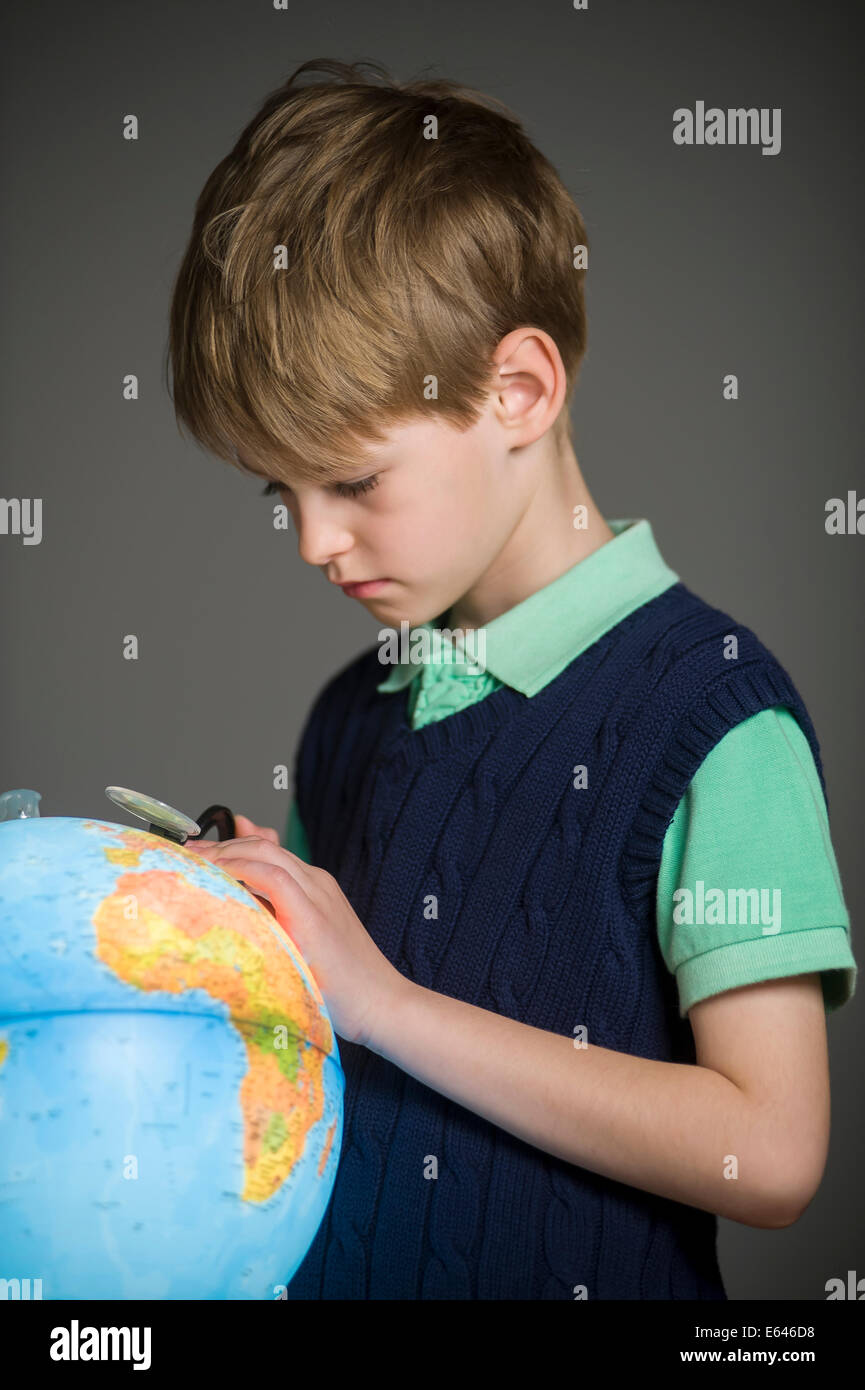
left=332, top=578, right=391, bottom=597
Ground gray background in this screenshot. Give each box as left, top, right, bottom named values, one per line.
left=2, top=0, right=861, bottom=1299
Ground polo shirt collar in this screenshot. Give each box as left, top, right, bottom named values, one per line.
left=376, top=518, right=679, bottom=699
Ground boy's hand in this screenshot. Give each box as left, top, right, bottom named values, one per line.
left=183, top=833, right=407, bottom=1048
left=231, top=813, right=280, bottom=844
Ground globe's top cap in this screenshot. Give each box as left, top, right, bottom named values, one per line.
left=104, top=786, right=201, bottom=838
left=0, top=789, right=42, bottom=820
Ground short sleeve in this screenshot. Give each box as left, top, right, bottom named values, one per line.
left=656, top=706, right=857, bottom=1017
left=283, top=797, right=312, bottom=864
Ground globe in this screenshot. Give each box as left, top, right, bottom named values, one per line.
left=0, top=816, right=343, bottom=1300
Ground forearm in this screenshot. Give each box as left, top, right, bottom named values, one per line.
left=366, top=979, right=789, bottom=1228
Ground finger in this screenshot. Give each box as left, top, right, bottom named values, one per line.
left=204, top=855, right=310, bottom=946
left=186, top=830, right=276, bottom=855
left=188, top=835, right=281, bottom=856
left=187, top=835, right=314, bottom=883
left=182, top=839, right=278, bottom=916
left=234, top=814, right=280, bottom=845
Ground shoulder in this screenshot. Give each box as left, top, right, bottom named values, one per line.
left=639, top=583, right=823, bottom=772
left=621, top=587, right=827, bottom=912
left=647, top=582, right=786, bottom=666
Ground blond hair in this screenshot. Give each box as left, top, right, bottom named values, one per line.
left=166, top=58, right=589, bottom=483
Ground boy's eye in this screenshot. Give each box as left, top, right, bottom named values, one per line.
left=260, top=474, right=380, bottom=499
left=333, top=474, right=379, bottom=498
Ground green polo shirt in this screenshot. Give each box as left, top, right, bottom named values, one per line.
left=284, top=519, right=856, bottom=1018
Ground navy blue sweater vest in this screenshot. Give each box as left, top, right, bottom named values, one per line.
left=285, top=581, right=825, bottom=1300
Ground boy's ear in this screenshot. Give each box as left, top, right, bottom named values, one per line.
left=491, top=327, right=567, bottom=446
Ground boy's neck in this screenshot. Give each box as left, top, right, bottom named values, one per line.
left=448, top=439, right=615, bottom=631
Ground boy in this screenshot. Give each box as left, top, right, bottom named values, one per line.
left=171, top=59, right=856, bottom=1299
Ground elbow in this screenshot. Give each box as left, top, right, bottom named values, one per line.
left=754, top=1156, right=827, bottom=1230
left=763, top=1184, right=820, bottom=1230
left=743, top=1102, right=831, bottom=1230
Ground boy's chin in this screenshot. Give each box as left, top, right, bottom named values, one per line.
left=363, top=590, right=450, bottom=629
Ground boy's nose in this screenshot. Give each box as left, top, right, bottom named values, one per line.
left=296, top=525, right=354, bottom=569
left=296, top=519, right=354, bottom=570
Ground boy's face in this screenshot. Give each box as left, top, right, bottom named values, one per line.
left=247, top=393, right=538, bottom=628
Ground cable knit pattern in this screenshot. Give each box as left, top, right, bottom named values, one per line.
left=284, top=582, right=824, bottom=1300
